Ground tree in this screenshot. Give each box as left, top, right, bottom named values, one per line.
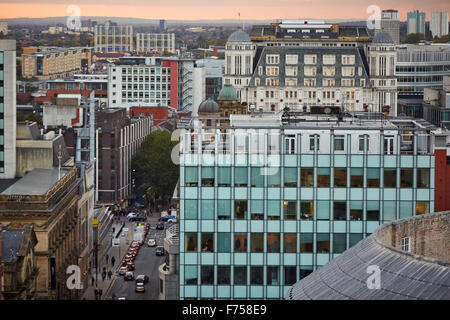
left=405, top=33, right=425, bottom=44
left=162, top=50, right=173, bottom=57
left=131, top=130, right=179, bottom=199
left=25, top=112, right=42, bottom=126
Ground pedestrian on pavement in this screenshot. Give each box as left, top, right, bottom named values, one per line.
left=111, top=256, right=116, bottom=267
left=108, top=270, right=112, bottom=280
left=106, top=254, right=109, bottom=265
left=91, top=276, right=95, bottom=286
left=102, top=271, right=106, bottom=281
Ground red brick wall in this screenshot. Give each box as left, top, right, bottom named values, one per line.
left=434, top=149, right=450, bottom=212
left=129, top=107, right=168, bottom=125
left=162, top=59, right=178, bottom=109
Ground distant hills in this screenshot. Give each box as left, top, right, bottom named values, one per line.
left=2, top=16, right=369, bottom=27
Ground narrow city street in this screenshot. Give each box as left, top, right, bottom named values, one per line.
left=105, top=215, right=167, bottom=300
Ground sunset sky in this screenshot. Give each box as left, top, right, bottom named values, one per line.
left=0, top=0, right=448, bottom=21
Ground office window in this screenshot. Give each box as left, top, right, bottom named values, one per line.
left=383, top=201, right=396, bottom=221
left=417, top=169, right=430, bottom=188
left=218, top=167, right=231, bottom=187
left=284, top=266, right=297, bottom=285
left=185, top=266, right=198, bottom=284
left=185, top=233, right=198, bottom=252
left=400, top=201, right=413, bottom=219
left=267, top=266, right=280, bottom=285
left=217, top=233, right=231, bottom=252
left=201, top=233, right=214, bottom=252
left=234, top=200, right=247, bottom=219
left=334, top=168, right=347, bottom=187
left=384, top=169, right=397, bottom=188
left=300, top=233, right=313, bottom=253
left=350, top=201, right=363, bottom=221
left=201, top=266, right=214, bottom=284
left=267, top=200, right=280, bottom=220
left=286, top=54, right=298, bottom=65
left=301, top=168, right=314, bottom=187
left=185, top=167, right=198, bottom=186
left=317, top=168, right=330, bottom=187
left=234, top=233, right=247, bottom=252
left=251, top=267, right=264, bottom=285
left=201, top=200, right=214, bottom=219
left=416, top=201, right=429, bottom=215
left=285, top=135, right=296, bottom=154
left=284, top=201, right=297, bottom=220
left=309, top=135, right=319, bottom=151
left=201, top=167, right=215, bottom=186
left=349, top=233, right=363, bottom=247
left=267, top=168, right=281, bottom=187
left=384, top=136, right=394, bottom=154
left=217, top=266, right=230, bottom=284
left=334, top=135, right=345, bottom=151
left=251, top=200, right=264, bottom=220
left=234, top=167, right=248, bottom=186
left=184, top=200, right=197, bottom=219
left=234, top=267, right=247, bottom=285
left=400, top=169, right=413, bottom=188
left=284, top=234, right=297, bottom=253
left=367, top=168, right=380, bottom=187
left=251, top=167, right=264, bottom=187
left=333, top=233, right=346, bottom=253
left=317, top=201, right=330, bottom=220
left=317, top=233, right=330, bottom=253
left=284, top=167, right=297, bottom=187
left=333, top=201, right=346, bottom=220
left=401, top=237, right=411, bottom=252
left=299, top=266, right=313, bottom=279
left=350, top=168, right=363, bottom=187
left=267, top=233, right=280, bottom=252
left=218, top=200, right=231, bottom=220
left=366, top=201, right=380, bottom=221
left=300, top=201, right=314, bottom=220
left=359, top=135, right=368, bottom=151
left=251, top=233, right=264, bottom=253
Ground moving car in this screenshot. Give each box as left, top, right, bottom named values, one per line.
left=156, top=246, right=165, bottom=256
left=124, top=271, right=134, bottom=280
left=135, top=282, right=145, bottom=293
left=147, top=239, right=156, bottom=247
left=159, top=215, right=176, bottom=222
left=135, top=275, right=149, bottom=284
left=126, top=262, right=135, bottom=271
left=118, top=266, right=128, bottom=275
left=127, top=212, right=137, bottom=220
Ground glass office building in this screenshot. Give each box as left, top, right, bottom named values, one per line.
left=178, top=112, right=436, bottom=299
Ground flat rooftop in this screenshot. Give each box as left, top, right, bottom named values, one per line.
left=1, top=168, right=69, bottom=196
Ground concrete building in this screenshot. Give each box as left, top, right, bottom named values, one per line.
left=196, top=58, right=224, bottom=101
left=135, top=33, right=176, bottom=54
left=21, top=47, right=92, bottom=80
left=0, top=40, right=16, bottom=179
left=107, top=56, right=205, bottom=113
left=396, top=44, right=450, bottom=98
left=0, top=225, right=38, bottom=300
left=0, top=167, right=81, bottom=299
left=0, top=22, right=7, bottom=36
left=407, top=11, right=426, bottom=35
left=177, top=111, right=448, bottom=299
left=430, top=11, right=449, bottom=38
left=375, top=9, right=400, bottom=44
left=158, top=223, right=180, bottom=300
left=286, top=211, right=450, bottom=300
left=94, top=22, right=133, bottom=53
left=422, top=77, right=450, bottom=129
left=159, top=20, right=167, bottom=33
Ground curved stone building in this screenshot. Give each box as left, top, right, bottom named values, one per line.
left=286, top=211, right=450, bottom=300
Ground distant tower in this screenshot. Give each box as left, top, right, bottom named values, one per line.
left=368, top=32, right=397, bottom=115
left=159, top=20, right=167, bottom=32
left=224, top=30, right=256, bottom=104
left=375, top=9, right=400, bottom=44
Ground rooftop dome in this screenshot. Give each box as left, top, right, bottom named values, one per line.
left=372, top=32, right=394, bottom=44
left=198, top=98, right=219, bottom=113
left=217, top=84, right=238, bottom=101
left=286, top=211, right=450, bottom=300
left=227, top=30, right=251, bottom=43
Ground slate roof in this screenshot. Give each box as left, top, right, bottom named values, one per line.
left=372, top=32, right=394, bottom=44
left=286, top=213, right=450, bottom=300
left=228, top=30, right=251, bottom=43
left=1, top=229, right=24, bottom=263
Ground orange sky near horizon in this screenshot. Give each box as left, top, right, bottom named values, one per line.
left=0, top=2, right=448, bottom=21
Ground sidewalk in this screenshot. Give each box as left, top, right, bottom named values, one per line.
left=81, top=218, right=135, bottom=300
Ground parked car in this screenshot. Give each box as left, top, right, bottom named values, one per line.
left=124, top=271, right=134, bottom=280
left=159, top=215, right=176, bottom=222
left=147, top=239, right=156, bottom=247
left=156, top=223, right=164, bottom=230
left=135, top=282, right=145, bottom=293
left=126, top=262, right=135, bottom=271
left=127, top=212, right=137, bottom=220
left=156, top=246, right=165, bottom=256
left=135, top=275, right=149, bottom=284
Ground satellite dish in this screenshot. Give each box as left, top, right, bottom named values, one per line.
left=324, top=107, right=331, bottom=114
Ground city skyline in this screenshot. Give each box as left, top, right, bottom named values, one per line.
left=0, top=0, right=449, bottom=20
